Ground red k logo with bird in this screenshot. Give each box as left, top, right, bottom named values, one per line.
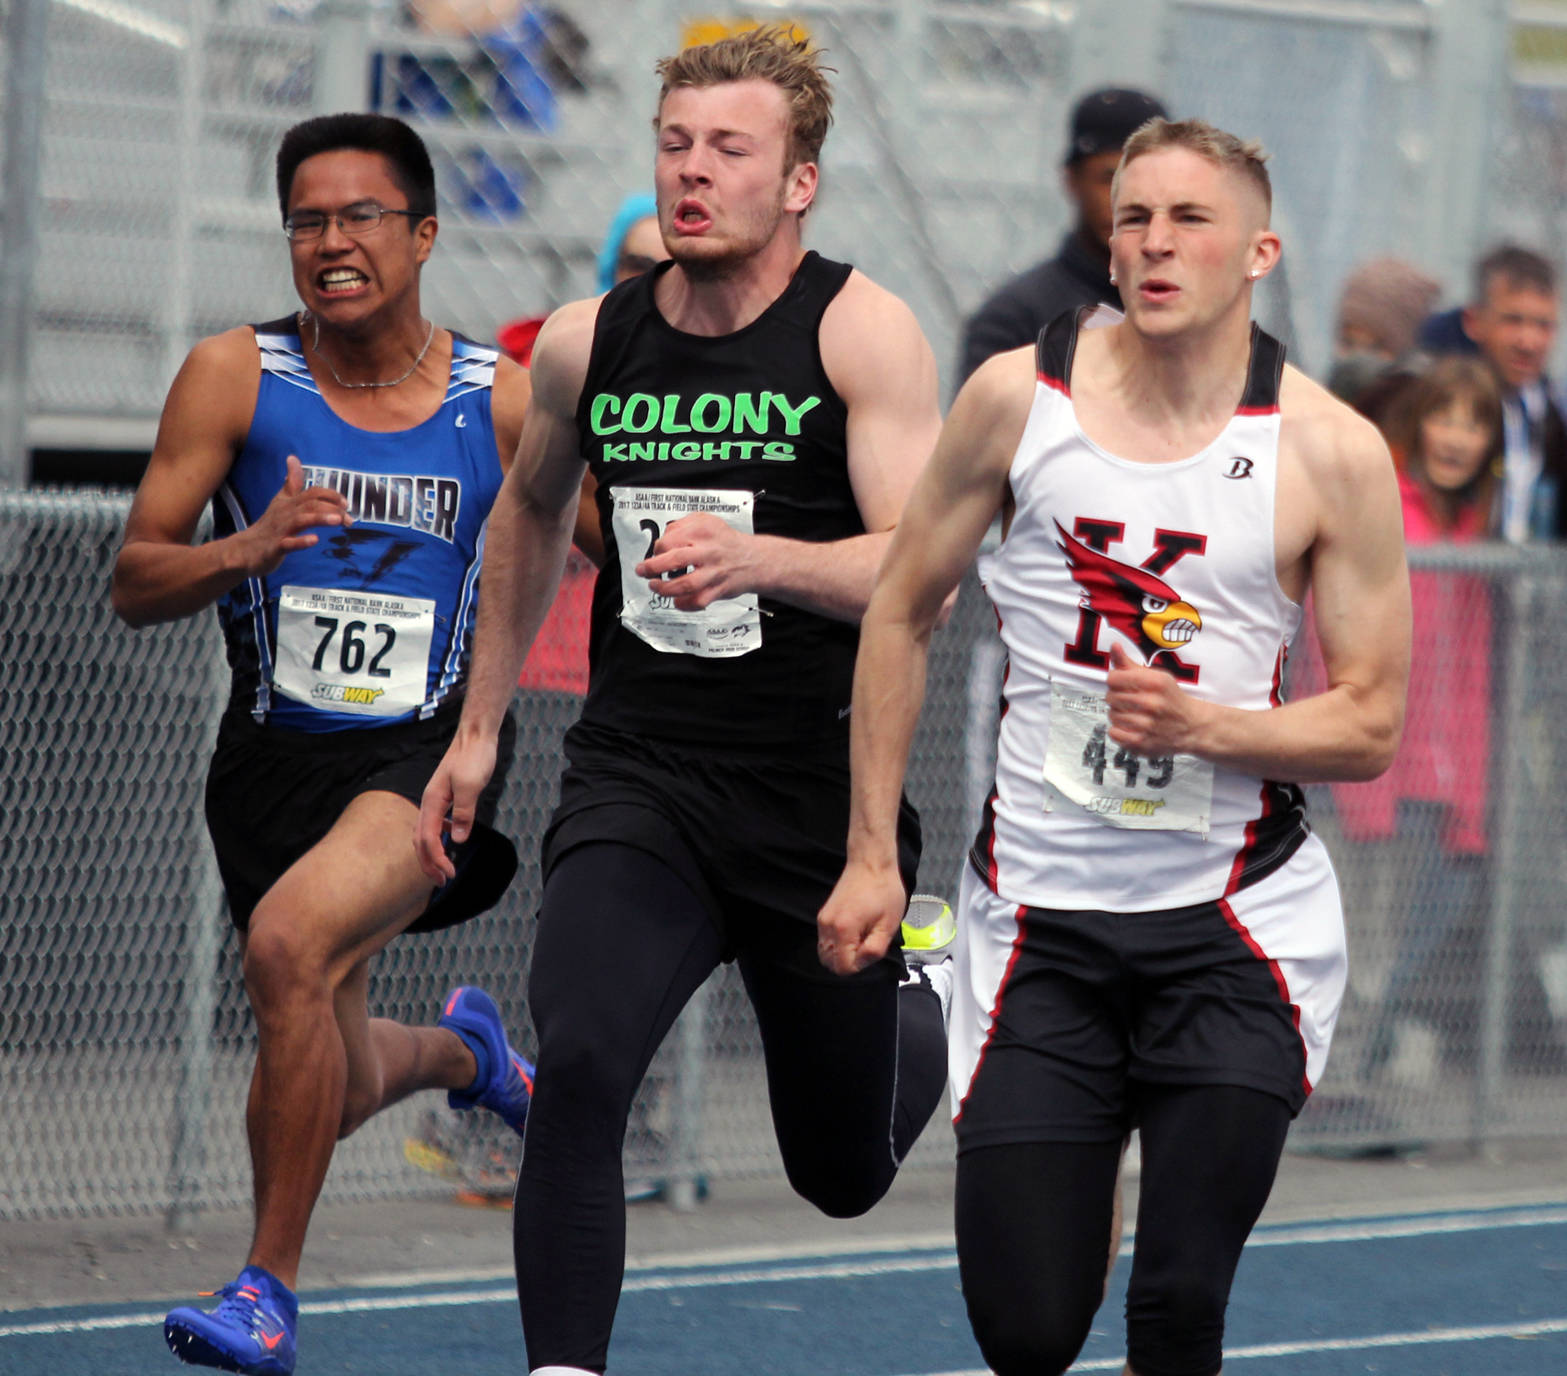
left=1054, top=519, right=1204, bottom=668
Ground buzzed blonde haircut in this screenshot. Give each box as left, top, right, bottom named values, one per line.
left=654, top=24, right=835, bottom=172
left=1113, top=117, right=1272, bottom=218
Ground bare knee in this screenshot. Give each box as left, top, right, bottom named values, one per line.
left=242, top=914, right=329, bottom=1025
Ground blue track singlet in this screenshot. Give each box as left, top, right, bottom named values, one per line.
left=212, top=315, right=504, bottom=731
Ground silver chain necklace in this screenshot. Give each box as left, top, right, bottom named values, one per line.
left=302, top=311, right=436, bottom=390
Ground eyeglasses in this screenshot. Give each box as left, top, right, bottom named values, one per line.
left=283, top=202, right=425, bottom=241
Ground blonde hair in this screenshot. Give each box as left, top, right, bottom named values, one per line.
left=1113, top=117, right=1272, bottom=215
left=654, top=24, right=835, bottom=171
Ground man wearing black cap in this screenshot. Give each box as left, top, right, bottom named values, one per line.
left=956, top=87, right=1167, bottom=386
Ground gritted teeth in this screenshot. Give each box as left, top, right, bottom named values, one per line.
left=319, top=268, right=367, bottom=291
left=1165, top=619, right=1197, bottom=644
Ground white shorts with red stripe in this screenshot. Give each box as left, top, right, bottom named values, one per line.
left=949, top=832, right=1347, bottom=1148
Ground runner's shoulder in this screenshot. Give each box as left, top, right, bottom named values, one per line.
left=528, top=297, right=603, bottom=415
left=820, top=270, right=935, bottom=401
left=1278, top=363, right=1392, bottom=484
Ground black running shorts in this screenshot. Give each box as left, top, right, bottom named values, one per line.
left=951, top=837, right=1347, bottom=1148
left=541, top=720, right=921, bottom=947
left=204, top=703, right=517, bottom=933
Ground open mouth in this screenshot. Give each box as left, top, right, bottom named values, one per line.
left=1140, top=278, right=1179, bottom=302
left=318, top=268, right=368, bottom=295
left=673, top=199, right=713, bottom=234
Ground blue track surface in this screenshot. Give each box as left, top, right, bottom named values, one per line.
left=4, top=1205, right=1565, bottom=1375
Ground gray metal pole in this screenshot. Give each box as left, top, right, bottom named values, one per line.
left=1475, top=567, right=1535, bottom=1145
left=166, top=842, right=225, bottom=1232
left=1422, top=0, right=1510, bottom=297
left=168, top=536, right=227, bottom=1231
left=316, top=0, right=376, bottom=114
left=666, top=979, right=710, bottom=1211
left=0, top=0, right=52, bottom=487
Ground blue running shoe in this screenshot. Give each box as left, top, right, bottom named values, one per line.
left=439, top=985, right=535, bottom=1136
left=164, top=1266, right=297, bottom=1375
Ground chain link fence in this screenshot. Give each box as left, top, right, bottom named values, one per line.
left=5, top=1, right=1567, bottom=1220
left=4, top=0, right=1563, bottom=466
left=4, top=492, right=1567, bottom=1220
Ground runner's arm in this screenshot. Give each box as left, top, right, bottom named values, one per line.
left=636, top=273, right=942, bottom=623
left=818, top=351, right=1028, bottom=974
left=415, top=300, right=594, bottom=879
left=487, top=354, right=532, bottom=477
left=1106, top=403, right=1410, bottom=783
left=572, top=470, right=606, bottom=568
left=111, top=329, right=349, bottom=627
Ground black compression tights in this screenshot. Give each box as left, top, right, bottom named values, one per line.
left=515, top=842, right=948, bottom=1373
left=956, top=1084, right=1292, bottom=1376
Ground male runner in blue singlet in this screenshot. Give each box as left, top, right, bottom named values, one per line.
left=416, top=27, right=953, bottom=1376
left=113, top=114, right=545, bottom=1376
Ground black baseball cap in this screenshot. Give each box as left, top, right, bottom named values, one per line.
left=1066, top=88, right=1169, bottom=164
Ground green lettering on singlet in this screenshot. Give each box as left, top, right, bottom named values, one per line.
left=770, top=393, right=820, bottom=435
left=589, top=390, right=821, bottom=450
left=734, top=392, right=769, bottom=434
left=690, top=393, right=733, bottom=432
left=660, top=395, right=691, bottom=434
left=589, top=393, right=622, bottom=434
left=620, top=393, right=659, bottom=433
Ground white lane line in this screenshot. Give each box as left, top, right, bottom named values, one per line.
left=348, top=1230, right=958, bottom=1291
left=5, top=1205, right=1566, bottom=1342
left=905, top=1314, right=1567, bottom=1375
left=0, top=1256, right=959, bottom=1339
left=1246, top=1204, right=1567, bottom=1248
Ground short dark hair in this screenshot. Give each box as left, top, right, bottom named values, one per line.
left=1474, top=243, right=1556, bottom=304
left=275, top=113, right=436, bottom=221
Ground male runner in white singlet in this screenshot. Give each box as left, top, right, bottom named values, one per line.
left=820, top=118, right=1411, bottom=1376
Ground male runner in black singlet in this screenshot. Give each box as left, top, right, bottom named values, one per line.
left=416, top=27, right=951, bottom=1376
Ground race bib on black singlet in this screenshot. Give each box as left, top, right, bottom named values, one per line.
left=1042, top=681, right=1213, bottom=836
left=272, top=585, right=435, bottom=716
left=610, top=487, right=762, bottom=658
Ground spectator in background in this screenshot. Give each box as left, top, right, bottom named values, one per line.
left=1422, top=244, right=1566, bottom=541
left=954, top=86, right=1166, bottom=385
left=1332, top=357, right=1502, bottom=1082
left=497, top=192, right=661, bottom=366
left=1327, top=256, right=1440, bottom=427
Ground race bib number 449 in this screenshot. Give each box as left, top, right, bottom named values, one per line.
left=611, top=487, right=762, bottom=658
left=1042, top=681, right=1213, bottom=835
left=272, top=585, right=436, bottom=717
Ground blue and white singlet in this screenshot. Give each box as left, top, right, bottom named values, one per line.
left=212, top=316, right=504, bottom=731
